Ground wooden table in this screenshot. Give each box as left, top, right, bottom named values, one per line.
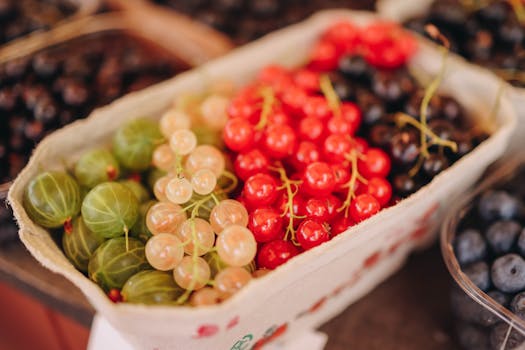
left=0, top=239, right=460, bottom=349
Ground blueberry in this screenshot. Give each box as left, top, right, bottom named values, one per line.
left=486, top=220, right=522, bottom=255
left=490, top=322, right=525, bottom=350
left=516, top=228, right=525, bottom=257
left=451, top=287, right=500, bottom=326
left=511, top=291, right=525, bottom=321
left=464, top=261, right=491, bottom=291
left=455, top=322, right=490, bottom=350
left=478, top=190, right=522, bottom=221
left=488, top=290, right=511, bottom=308
left=491, top=254, right=525, bottom=293
left=455, top=229, right=487, bottom=266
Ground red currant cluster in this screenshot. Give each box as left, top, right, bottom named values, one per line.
left=309, top=20, right=417, bottom=71
left=222, top=21, right=415, bottom=271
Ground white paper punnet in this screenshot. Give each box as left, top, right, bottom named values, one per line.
left=8, top=10, right=517, bottom=350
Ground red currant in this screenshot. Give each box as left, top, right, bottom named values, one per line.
left=263, top=124, right=297, bottom=159
left=223, top=118, right=255, bottom=152
left=365, top=177, right=392, bottom=207
left=303, top=162, right=335, bottom=197
left=267, top=109, right=290, bottom=125
left=304, top=197, right=330, bottom=222
left=234, top=148, right=270, bottom=181
left=248, top=207, right=284, bottom=243
left=299, top=117, right=325, bottom=143
left=281, top=87, right=308, bottom=116
left=341, top=102, right=361, bottom=133
left=243, top=173, right=279, bottom=207
left=257, top=65, right=291, bottom=85
left=308, top=40, right=340, bottom=72
left=322, top=21, right=359, bottom=54
left=323, top=134, right=352, bottom=163
left=257, top=240, right=299, bottom=270
left=297, top=219, right=329, bottom=250
left=358, top=148, right=391, bottom=179
left=276, top=192, right=305, bottom=229
left=349, top=193, right=380, bottom=223
left=325, top=194, right=342, bottom=220
left=293, top=69, right=320, bottom=94
left=227, top=97, right=260, bottom=123
left=331, top=214, right=354, bottom=237
left=302, top=96, right=332, bottom=119
left=331, top=163, right=350, bottom=192
left=291, top=141, right=320, bottom=170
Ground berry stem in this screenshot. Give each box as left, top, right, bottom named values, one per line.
left=124, top=226, right=129, bottom=252
left=63, top=217, right=73, bottom=235
left=320, top=74, right=341, bottom=118
left=255, top=86, right=275, bottom=130
left=509, top=0, right=525, bottom=25
left=174, top=153, right=184, bottom=177
left=270, top=164, right=303, bottom=244
left=220, top=170, right=239, bottom=193
left=337, top=150, right=367, bottom=218
left=395, top=113, right=458, bottom=152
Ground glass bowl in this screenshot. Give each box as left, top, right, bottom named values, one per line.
left=441, top=156, right=525, bottom=350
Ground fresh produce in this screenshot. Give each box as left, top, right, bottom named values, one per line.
left=21, top=20, right=491, bottom=307
left=404, top=0, right=525, bottom=87
left=223, top=20, right=486, bottom=267
left=0, top=30, right=186, bottom=244
left=451, top=165, right=525, bottom=350
left=0, top=0, right=76, bottom=45
left=152, top=0, right=374, bottom=44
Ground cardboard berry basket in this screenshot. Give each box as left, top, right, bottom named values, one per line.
left=8, top=10, right=517, bottom=350
left=376, top=0, right=525, bottom=155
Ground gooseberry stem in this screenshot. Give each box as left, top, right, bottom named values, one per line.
left=255, top=86, right=275, bottom=130
left=270, top=163, right=303, bottom=245
left=64, top=217, right=73, bottom=235
left=320, top=74, right=341, bottom=118
left=124, top=226, right=129, bottom=252
left=337, top=150, right=368, bottom=218
left=174, top=153, right=184, bottom=177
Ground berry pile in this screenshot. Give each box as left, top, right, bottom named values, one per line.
left=152, top=0, right=373, bottom=44
left=452, top=166, right=525, bottom=350
left=223, top=20, right=486, bottom=268
left=23, top=87, right=271, bottom=306
left=405, top=0, right=525, bottom=87
left=313, top=21, right=488, bottom=199
left=0, top=31, right=185, bottom=244
left=0, top=0, right=77, bottom=45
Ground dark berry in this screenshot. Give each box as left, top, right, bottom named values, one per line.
left=464, top=261, right=490, bottom=291
left=454, top=229, right=486, bottom=266
left=390, top=130, right=420, bottom=166
left=485, top=220, right=521, bottom=255
left=338, top=55, right=372, bottom=82
left=511, top=291, right=525, bottom=321
left=392, top=173, right=421, bottom=197
left=490, top=322, right=525, bottom=350
left=422, top=153, right=449, bottom=177
left=455, top=322, right=490, bottom=350
left=516, top=228, right=525, bottom=257
left=491, top=254, right=525, bottom=293
left=478, top=190, right=522, bottom=221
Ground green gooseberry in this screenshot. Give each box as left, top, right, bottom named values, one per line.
left=62, top=216, right=106, bottom=273
left=130, top=200, right=155, bottom=243
left=82, top=182, right=139, bottom=239
left=24, top=171, right=81, bottom=229
left=74, top=149, right=120, bottom=189
left=113, top=118, right=164, bottom=171
left=88, top=237, right=150, bottom=292
left=119, top=179, right=151, bottom=203
left=121, top=270, right=184, bottom=305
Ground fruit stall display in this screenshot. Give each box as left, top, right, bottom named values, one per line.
left=7, top=10, right=516, bottom=349
left=443, top=157, right=525, bottom=350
